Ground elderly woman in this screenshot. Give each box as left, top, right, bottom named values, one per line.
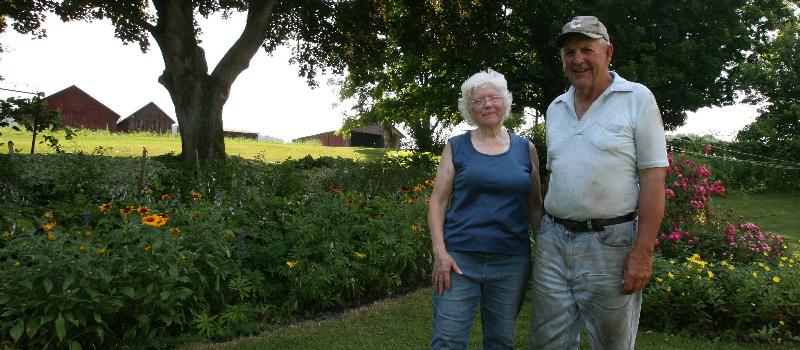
left=428, top=69, right=543, bottom=349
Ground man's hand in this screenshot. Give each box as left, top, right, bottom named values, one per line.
left=622, top=247, right=653, bottom=294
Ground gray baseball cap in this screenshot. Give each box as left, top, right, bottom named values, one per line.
left=555, top=16, right=610, bottom=47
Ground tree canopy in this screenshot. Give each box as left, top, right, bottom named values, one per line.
left=334, top=0, right=795, bottom=150
left=735, top=13, right=800, bottom=161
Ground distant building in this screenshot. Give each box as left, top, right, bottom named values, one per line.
left=223, top=130, right=258, bottom=139
left=293, top=123, right=405, bottom=148
left=117, top=102, right=175, bottom=133
left=43, top=85, right=121, bottom=131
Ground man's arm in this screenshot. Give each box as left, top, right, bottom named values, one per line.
left=622, top=166, right=666, bottom=294
left=527, top=141, right=543, bottom=233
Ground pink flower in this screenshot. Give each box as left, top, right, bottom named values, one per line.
left=665, top=189, right=675, bottom=198
left=704, top=145, right=712, bottom=154
left=669, top=231, right=682, bottom=242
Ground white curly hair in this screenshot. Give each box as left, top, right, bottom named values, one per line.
left=457, top=68, right=513, bottom=126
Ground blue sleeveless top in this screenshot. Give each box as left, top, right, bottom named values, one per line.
left=444, top=131, right=532, bottom=255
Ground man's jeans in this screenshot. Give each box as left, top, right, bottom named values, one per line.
left=529, top=215, right=641, bottom=350
left=431, top=250, right=531, bottom=350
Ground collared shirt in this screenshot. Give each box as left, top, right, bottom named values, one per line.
left=544, top=72, right=668, bottom=221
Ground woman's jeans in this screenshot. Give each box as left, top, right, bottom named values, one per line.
left=529, top=215, right=641, bottom=350
left=431, top=250, right=531, bottom=350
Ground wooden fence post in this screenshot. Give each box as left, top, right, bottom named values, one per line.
left=138, top=147, right=147, bottom=194
left=7, top=141, right=13, bottom=162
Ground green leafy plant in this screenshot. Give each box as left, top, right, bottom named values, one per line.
left=0, top=93, right=76, bottom=154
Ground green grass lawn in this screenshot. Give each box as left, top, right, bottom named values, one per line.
left=1, top=128, right=387, bottom=162
left=711, top=192, right=799, bottom=241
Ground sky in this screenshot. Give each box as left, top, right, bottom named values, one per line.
left=0, top=13, right=759, bottom=142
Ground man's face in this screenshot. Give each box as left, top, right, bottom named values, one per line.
left=560, top=35, right=613, bottom=92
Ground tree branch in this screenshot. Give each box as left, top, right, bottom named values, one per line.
left=211, top=0, right=279, bottom=86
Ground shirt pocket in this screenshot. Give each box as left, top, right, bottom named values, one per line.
left=589, top=121, right=630, bottom=152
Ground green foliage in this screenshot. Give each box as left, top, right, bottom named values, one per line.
left=0, top=150, right=437, bottom=348
left=735, top=15, right=800, bottom=162
left=643, top=252, right=800, bottom=345
left=667, top=135, right=800, bottom=192
left=0, top=93, right=76, bottom=154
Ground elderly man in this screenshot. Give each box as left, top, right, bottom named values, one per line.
left=529, top=16, right=668, bottom=350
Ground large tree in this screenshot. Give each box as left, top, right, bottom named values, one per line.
left=337, top=0, right=793, bottom=149
left=735, top=11, right=800, bottom=161
left=1, top=0, right=386, bottom=165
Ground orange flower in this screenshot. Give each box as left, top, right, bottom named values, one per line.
left=119, top=205, right=135, bottom=215
left=345, top=198, right=355, bottom=207
left=425, top=180, right=435, bottom=187
left=137, top=206, right=149, bottom=215
left=46, top=231, right=56, bottom=241
left=161, top=194, right=171, bottom=201
left=140, top=187, right=153, bottom=196
left=400, top=186, right=410, bottom=193
left=413, top=185, right=424, bottom=192
left=142, top=214, right=168, bottom=227
left=330, top=184, right=342, bottom=194
left=192, top=210, right=201, bottom=219
left=42, top=222, right=57, bottom=231
left=43, top=211, right=54, bottom=220
left=169, top=227, right=181, bottom=234
left=99, top=203, right=112, bottom=212
left=192, top=191, right=202, bottom=200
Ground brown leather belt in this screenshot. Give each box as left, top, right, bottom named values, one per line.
left=546, top=212, right=636, bottom=232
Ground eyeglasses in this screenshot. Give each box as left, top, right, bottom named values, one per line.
left=471, top=95, right=503, bottom=107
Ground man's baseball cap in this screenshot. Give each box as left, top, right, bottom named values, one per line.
left=555, top=16, right=610, bottom=47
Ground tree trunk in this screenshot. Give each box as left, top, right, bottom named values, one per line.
left=149, top=0, right=278, bottom=166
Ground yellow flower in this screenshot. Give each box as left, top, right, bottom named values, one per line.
left=772, top=276, right=781, bottom=283
left=781, top=256, right=788, bottom=261
left=780, top=320, right=785, bottom=326
left=666, top=287, right=671, bottom=293
left=192, top=191, right=202, bottom=200
left=97, top=246, right=107, bottom=255
left=667, top=272, right=675, bottom=279
left=2, top=231, right=9, bottom=238
left=656, top=277, right=663, bottom=283
left=193, top=210, right=201, bottom=218
left=425, top=180, right=435, bottom=187
left=84, top=230, right=93, bottom=238
left=137, top=206, right=149, bottom=215
left=46, top=231, right=56, bottom=241
left=752, top=271, right=759, bottom=278
left=142, top=214, right=168, bottom=227
left=14, top=260, right=21, bottom=267
left=99, top=203, right=112, bottom=212
left=180, top=255, right=187, bottom=260
left=43, top=211, right=54, bottom=220
left=42, top=222, right=57, bottom=231
left=355, top=252, right=367, bottom=259
left=686, top=254, right=707, bottom=268
left=140, top=187, right=153, bottom=196
left=763, top=265, right=771, bottom=272
left=413, top=184, right=424, bottom=192
left=669, top=259, right=676, bottom=265
left=169, top=227, right=182, bottom=234
left=119, top=205, right=135, bottom=215
left=79, top=245, right=86, bottom=252
left=707, top=270, right=714, bottom=279
left=286, top=261, right=298, bottom=268
left=144, top=244, right=152, bottom=253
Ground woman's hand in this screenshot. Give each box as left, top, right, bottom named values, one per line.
left=432, top=253, right=463, bottom=295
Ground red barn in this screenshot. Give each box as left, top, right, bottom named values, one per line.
left=117, top=102, right=175, bottom=133
left=43, top=85, right=121, bottom=131
left=293, top=123, right=405, bottom=148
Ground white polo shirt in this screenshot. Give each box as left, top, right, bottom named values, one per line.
left=544, top=72, right=668, bottom=221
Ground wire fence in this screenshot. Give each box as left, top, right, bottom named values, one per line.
left=666, top=141, right=800, bottom=192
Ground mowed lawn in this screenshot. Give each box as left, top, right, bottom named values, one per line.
left=1, top=129, right=387, bottom=162
left=711, top=192, right=799, bottom=241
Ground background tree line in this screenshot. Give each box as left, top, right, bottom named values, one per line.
left=1, top=0, right=797, bottom=161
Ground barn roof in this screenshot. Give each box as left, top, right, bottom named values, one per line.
left=45, top=85, right=123, bottom=122
left=117, top=102, right=176, bottom=125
